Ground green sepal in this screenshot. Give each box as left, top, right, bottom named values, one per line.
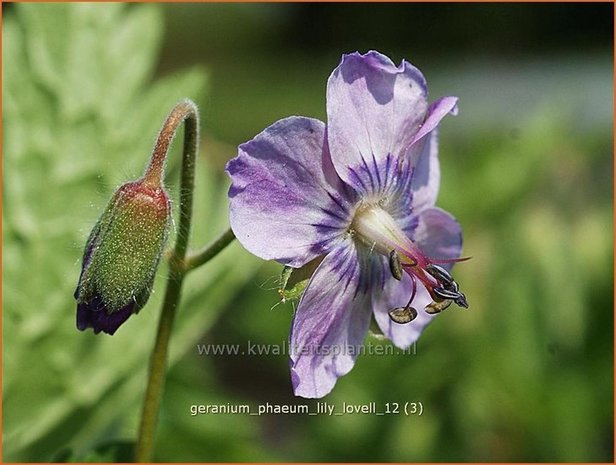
left=76, top=180, right=170, bottom=313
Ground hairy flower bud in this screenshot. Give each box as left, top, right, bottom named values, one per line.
left=75, top=180, right=171, bottom=335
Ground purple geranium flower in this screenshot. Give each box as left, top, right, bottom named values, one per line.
left=226, top=51, right=467, bottom=398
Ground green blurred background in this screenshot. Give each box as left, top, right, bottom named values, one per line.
left=3, top=2, right=613, bottom=462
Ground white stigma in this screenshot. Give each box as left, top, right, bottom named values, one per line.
left=351, top=204, right=410, bottom=257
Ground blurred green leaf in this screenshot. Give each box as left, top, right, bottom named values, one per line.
left=2, top=3, right=257, bottom=461
left=52, top=440, right=134, bottom=463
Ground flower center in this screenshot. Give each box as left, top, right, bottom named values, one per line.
left=351, top=203, right=423, bottom=266
left=350, top=204, right=468, bottom=323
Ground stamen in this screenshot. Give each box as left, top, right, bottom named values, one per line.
left=388, top=249, right=403, bottom=281
left=454, top=292, right=469, bottom=308
left=425, top=263, right=469, bottom=309
left=388, top=306, right=417, bottom=324
left=426, top=264, right=453, bottom=286
left=433, top=286, right=460, bottom=300
left=425, top=299, right=452, bottom=314
left=387, top=274, right=418, bottom=324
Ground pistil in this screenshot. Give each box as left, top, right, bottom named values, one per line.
left=351, top=204, right=468, bottom=323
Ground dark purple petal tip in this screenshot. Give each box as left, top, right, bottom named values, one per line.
left=76, top=296, right=137, bottom=336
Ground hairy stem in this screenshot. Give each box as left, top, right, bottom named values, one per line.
left=135, top=99, right=236, bottom=461
left=134, top=258, right=184, bottom=462
left=135, top=100, right=199, bottom=462
left=184, top=227, right=236, bottom=272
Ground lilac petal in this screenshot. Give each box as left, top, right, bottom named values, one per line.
left=413, top=207, right=463, bottom=271
left=408, top=130, right=440, bottom=213
left=406, top=98, right=457, bottom=212
left=372, top=269, right=436, bottom=349
left=227, top=117, right=354, bottom=268
left=326, top=51, right=428, bottom=195
left=290, top=239, right=372, bottom=398
left=383, top=130, right=441, bottom=237
left=381, top=154, right=418, bottom=237
left=412, top=96, right=458, bottom=145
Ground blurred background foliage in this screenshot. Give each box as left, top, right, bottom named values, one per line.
left=2, top=2, right=613, bottom=462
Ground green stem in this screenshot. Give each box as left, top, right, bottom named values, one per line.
left=135, top=99, right=233, bottom=462
left=172, top=101, right=199, bottom=260
left=134, top=258, right=184, bottom=462
left=184, top=227, right=235, bottom=272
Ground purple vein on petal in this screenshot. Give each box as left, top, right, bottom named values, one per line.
left=348, top=166, right=370, bottom=193
left=319, top=206, right=349, bottom=223
left=359, top=154, right=377, bottom=193
left=370, top=151, right=383, bottom=192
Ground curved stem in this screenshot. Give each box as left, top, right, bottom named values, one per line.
left=184, top=227, right=235, bottom=272
left=135, top=100, right=199, bottom=462
left=143, top=99, right=199, bottom=190
left=172, top=101, right=199, bottom=260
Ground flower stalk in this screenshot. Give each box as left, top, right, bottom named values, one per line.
left=134, top=100, right=234, bottom=461
left=184, top=227, right=236, bottom=272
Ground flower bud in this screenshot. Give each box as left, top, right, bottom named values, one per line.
left=75, top=180, right=171, bottom=335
